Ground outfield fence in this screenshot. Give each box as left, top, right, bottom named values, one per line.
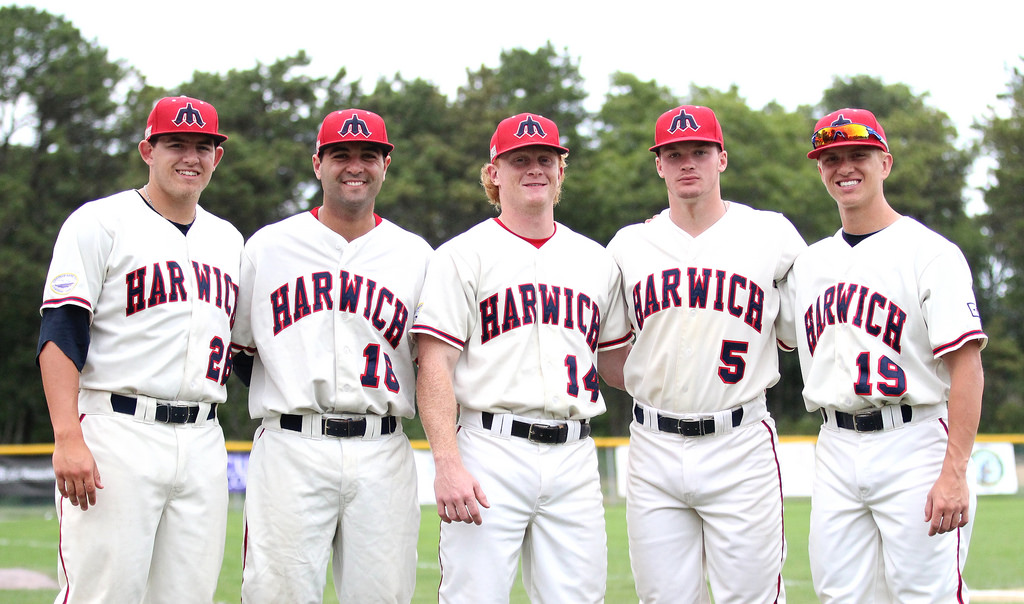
left=2, top=436, right=1021, bottom=503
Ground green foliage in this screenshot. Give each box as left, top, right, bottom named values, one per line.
left=978, top=63, right=1024, bottom=326
left=2, top=8, right=1023, bottom=441
left=0, top=6, right=137, bottom=442
left=183, top=52, right=342, bottom=238
left=975, top=61, right=1024, bottom=428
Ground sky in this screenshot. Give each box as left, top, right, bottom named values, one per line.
left=15, top=0, right=1024, bottom=197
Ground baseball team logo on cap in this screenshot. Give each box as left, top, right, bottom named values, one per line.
left=489, top=113, right=569, bottom=161
left=808, top=107, right=889, bottom=159
left=650, top=105, right=724, bottom=152
left=315, top=109, right=394, bottom=155
left=145, top=96, right=227, bottom=145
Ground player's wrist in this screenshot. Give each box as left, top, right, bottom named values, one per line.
left=431, top=451, right=466, bottom=470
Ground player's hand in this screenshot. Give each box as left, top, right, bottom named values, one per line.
left=433, top=460, right=489, bottom=525
left=52, top=437, right=103, bottom=511
left=924, top=466, right=970, bottom=536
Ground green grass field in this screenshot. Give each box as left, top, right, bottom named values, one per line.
left=1, top=496, right=1021, bottom=603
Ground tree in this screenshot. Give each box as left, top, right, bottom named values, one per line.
left=569, top=72, right=676, bottom=245
left=975, top=60, right=1024, bottom=430
left=0, top=6, right=137, bottom=442
left=818, top=76, right=975, bottom=245
left=174, top=52, right=344, bottom=239
left=977, top=63, right=1024, bottom=332
left=362, top=75, right=479, bottom=246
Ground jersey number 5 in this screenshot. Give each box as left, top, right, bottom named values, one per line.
left=719, top=340, right=748, bottom=384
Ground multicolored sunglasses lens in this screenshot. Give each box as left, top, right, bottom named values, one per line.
left=811, top=123, right=888, bottom=150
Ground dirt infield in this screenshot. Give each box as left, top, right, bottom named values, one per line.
left=0, top=568, right=57, bottom=589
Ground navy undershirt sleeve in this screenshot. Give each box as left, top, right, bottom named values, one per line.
left=37, top=306, right=91, bottom=371
left=232, top=351, right=253, bottom=387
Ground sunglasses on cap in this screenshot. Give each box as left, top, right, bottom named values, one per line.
left=810, top=123, right=888, bottom=151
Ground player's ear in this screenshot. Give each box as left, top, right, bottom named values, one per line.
left=718, top=149, right=728, bottom=173
left=382, top=154, right=391, bottom=179
left=485, top=162, right=500, bottom=186
left=311, top=153, right=323, bottom=180
left=879, top=152, right=893, bottom=179
left=212, top=146, right=225, bottom=169
left=654, top=154, right=665, bottom=179
left=138, top=139, right=155, bottom=165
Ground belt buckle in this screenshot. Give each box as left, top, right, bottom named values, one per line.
left=853, top=410, right=882, bottom=432
left=527, top=423, right=563, bottom=444
left=678, top=418, right=714, bottom=437
left=323, top=417, right=359, bottom=438
left=677, top=419, right=700, bottom=436
left=163, top=405, right=191, bottom=424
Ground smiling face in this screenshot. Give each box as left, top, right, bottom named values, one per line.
left=486, top=146, right=565, bottom=212
left=313, top=141, right=391, bottom=214
left=139, top=133, right=223, bottom=202
left=816, top=145, right=892, bottom=213
left=655, top=140, right=727, bottom=206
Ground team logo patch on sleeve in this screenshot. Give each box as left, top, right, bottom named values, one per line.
left=49, top=272, right=79, bottom=295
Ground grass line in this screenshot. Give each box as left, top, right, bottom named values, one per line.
left=1, top=495, right=1021, bottom=603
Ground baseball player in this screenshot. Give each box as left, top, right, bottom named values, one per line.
left=232, top=109, right=430, bottom=603
left=778, top=107, right=986, bottom=602
left=607, top=105, right=804, bottom=603
left=412, top=113, right=632, bottom=603
left=37, top=96, right=240, bottom=603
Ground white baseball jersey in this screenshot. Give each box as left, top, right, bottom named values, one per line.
left=41, top=189, right=243, bottom=401
left=41, top=189, right=241, bottom=603
left=232, top=208, right=432, bottom=418
left=609, top=203, right=801, bottom=603
left=413, top=217, right=628, bottom=603
left=780, top=216, right=986, bottom=602
left=234, top=208, right=429, bottom=602
left=780, top=216, right=987, bottom=412
left=609, top=204, right=805, bottom=414
left=411, top=218, right=632, bottom=420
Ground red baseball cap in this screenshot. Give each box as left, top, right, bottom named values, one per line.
left=808, top=108, right=889, bottom=159
left=650, top=105, right=724, bottom=152
left=315, top=109, right=393, bottom=156
left=489, top=113, right=569, bottom=161
left=145, top=96, right=227, bottom=145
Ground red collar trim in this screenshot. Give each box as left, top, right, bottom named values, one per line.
left=311, top=206, right=382, bottom=226
left=493, top=218, right=555, bottom=249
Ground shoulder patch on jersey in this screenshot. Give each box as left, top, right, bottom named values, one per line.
left=49, top=273, right=79, bottom=295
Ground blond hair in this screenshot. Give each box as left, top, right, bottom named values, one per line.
left=479, top=154, right=568, bottom=210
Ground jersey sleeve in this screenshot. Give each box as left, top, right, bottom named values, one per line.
left=919, top=244, right=987, bottom=357
left=598, top=250, right=633, bottom=351
left=229, top=244, right=257, bottom=355
left=410, top=243, right=476, bottom=351
left=40, top=206, right=113, bottom=315
left=774, top=215, right=807, bottom=283
left=773, top=215, right=806, bottom=352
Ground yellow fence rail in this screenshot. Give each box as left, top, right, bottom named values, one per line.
left=1, top=434, right=1023, bottom=455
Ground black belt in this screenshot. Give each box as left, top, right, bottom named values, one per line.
left=481, top=412, right=591, bottom=444
left=110, top=393, right=216, bottom=424
left=824, top=405, right=913, bottom=432
left=280, top=413, right=397, bottom=438
left=634, top=403, right=744, bottom=437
